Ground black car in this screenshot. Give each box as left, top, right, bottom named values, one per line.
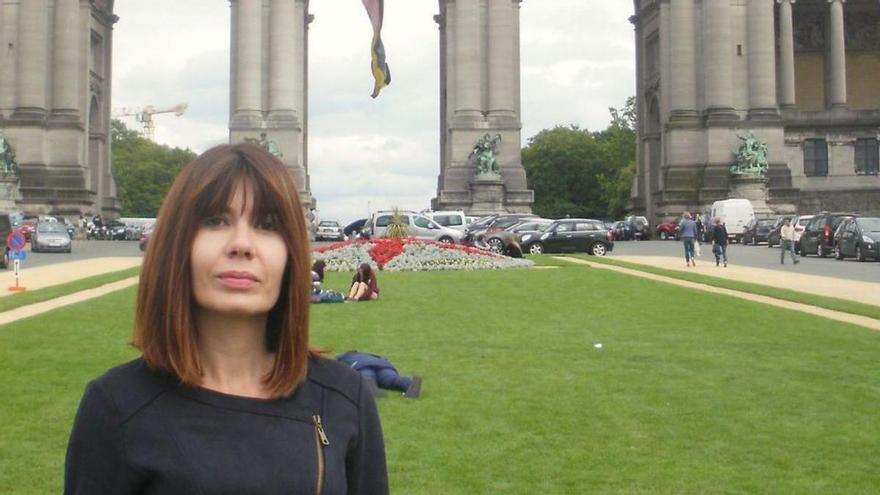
left=766, top=214, right=798, bottom=247
left=742, top=217, right=777, bottom=245
left=834, top=217, right=880, bottom=262
left=106, top=220, right=128, bottom=240
left=520, top=218, right=614, bottom=256
left=343, top=218, right=368, bottom=238
left=800, top=212, right=856, bottom=258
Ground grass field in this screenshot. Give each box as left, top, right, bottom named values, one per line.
left=1, top=261, right=879, bottom=494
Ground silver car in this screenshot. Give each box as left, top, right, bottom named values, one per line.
left=315, top=220, right=345, bottom=241
left=369, top=211, right=463, bottom=244
left=31, top=222, right=72, bottom=253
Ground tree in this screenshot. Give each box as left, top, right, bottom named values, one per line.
left=111, top=119, right=196, bottom=217
left=522, top=98, right=636, bottom=219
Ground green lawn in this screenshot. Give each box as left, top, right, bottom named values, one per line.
left=1, top=264, right=879, bottom=494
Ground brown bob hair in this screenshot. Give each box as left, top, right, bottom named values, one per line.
left=133, top=143, right=314, bottom=398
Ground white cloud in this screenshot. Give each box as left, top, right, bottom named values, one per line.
left=112, top=0, right=635, bottom=225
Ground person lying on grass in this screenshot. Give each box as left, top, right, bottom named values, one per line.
left=336, top=351, right=422, bottom=399
left=65, top=143, right=388, bottom=494
left=347, top=262, right=379, bottom=302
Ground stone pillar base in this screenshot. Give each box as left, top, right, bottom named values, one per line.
left=468, top=174, right=505, bottom=216
left=729, top=176, right=773, bottom=215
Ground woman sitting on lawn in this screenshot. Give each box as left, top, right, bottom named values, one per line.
left=65, top=144, right=388, bottom=494
left=348, top=262, right=380, bottom=302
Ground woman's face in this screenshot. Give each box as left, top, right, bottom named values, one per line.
left=190, top=183, right=289, bottom=318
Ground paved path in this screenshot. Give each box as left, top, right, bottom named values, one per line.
left=614, top=255, right=880, bottom=307
left=0, top=277, right=139, bottom=326
left=0, top=257, right=142, bottom=297
left=558, top=256, right=880, bottom=332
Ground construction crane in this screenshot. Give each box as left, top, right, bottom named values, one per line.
left=112, top=103, right=188, bottom=141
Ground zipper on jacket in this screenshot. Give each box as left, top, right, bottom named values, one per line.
left=313, top=415, right=330, bottom=495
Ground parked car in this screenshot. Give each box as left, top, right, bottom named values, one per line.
left=742, top=217, right=777, bottom=245
left=625, top=215, right=651, bottom=240
left=481, top=218, right=553, bottom=253
left=423, top=210, right=468, bottom=232
left=520, top=218, right=614, bottom=256
left=834, top=217, right=880, bottom=262
left=343, top=218, right=368, bottom=239
left=711, top=199, right=755, bottom=243
left=367, top=210, right=463, bottom=244
left=655, top=218, right=680, bottom=241
left=799, top=212, right=856, bottom=258
left=766, top=214, right=798, bottom=247
left=105, top=220, right=128, bottom=240
left=31, top=222, right=72, bottom=253
left=315, top=220, right=345, bottom=241
left=464, top=213, right=539, bottom=244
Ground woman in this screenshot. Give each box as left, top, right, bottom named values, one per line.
left=65, top=144, right=388, bottom=494
left=348, top=263, right=379, bottom=302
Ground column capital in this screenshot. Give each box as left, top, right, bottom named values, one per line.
left=826, top=0, right=845, bottom=3
left=775, top=0, right=795, bottom=4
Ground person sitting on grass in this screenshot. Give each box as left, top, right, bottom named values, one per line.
left=336, top=351, right=422, bottom=399
left=348, top=262, right=379, bottom=302
left=311, top=259, right=326, bottom=294
left=503, top=239, right=523, bottom=258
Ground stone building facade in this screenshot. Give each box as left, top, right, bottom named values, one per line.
left=228, top=0, right=313, bottom=208
left=432, top=0, right=533, bottom=215
left=0, top=0, right=118, bottom=216
left=630, top=0, right=880, bottom=223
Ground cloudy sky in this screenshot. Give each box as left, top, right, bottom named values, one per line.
left=112, top=0, right=635, bottom=224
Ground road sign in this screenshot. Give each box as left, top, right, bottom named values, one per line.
left=8, top=251, right=27, bottom=261
left=7, top=231, right=25, bottom=252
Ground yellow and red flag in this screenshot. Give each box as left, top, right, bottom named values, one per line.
left=362, top=0, right=391, bottom=98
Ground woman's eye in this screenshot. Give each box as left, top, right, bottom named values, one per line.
left=203, top=215, right=228, bottom=227
left=256, top=215, right=278, bottom=231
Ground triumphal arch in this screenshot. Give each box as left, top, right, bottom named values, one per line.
left=0, top=0, right=532, bottom=216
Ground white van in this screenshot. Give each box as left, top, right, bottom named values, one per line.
left=423, top=210, right=467, bottom=232
left=711, top=199, right=755, bottom=243
left=368, top=210, right=463, bottom=244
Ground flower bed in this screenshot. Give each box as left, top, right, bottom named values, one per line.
left=312, top=239, right=533, bottom=272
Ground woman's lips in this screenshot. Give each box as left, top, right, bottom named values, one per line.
left=217, top=272, right=258, bottom=290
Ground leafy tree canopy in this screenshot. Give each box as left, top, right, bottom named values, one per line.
left=522, top=97, right=636, bottom=220
left=111, top=119, right=196, bottom=217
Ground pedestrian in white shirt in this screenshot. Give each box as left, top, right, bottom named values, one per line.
left=780, top=217, right=800, bottom=265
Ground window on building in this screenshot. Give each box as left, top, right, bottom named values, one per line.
left=854, top=138, right=879, bottom=175
left=804, top=139, right=828, bottom=177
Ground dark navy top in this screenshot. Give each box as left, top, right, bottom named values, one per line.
left=64, top=357, right=388, bottom=495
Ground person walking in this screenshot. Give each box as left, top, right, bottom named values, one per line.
left=694, top=213, right=704, bottom=257
left=779, top=216, right=800, bottom=265
left=679, top=212, right=698, bottom=267
left=710, top=218, right=729, bottom=267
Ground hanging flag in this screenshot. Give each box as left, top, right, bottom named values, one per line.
left=362, top=0, right=391, bottom=98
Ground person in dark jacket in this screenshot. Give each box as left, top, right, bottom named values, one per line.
left=65, top=144, right=388, bottom=494
left=711, top=217, right=729, bottom=267
left=337, top=351, right=423, bottom=398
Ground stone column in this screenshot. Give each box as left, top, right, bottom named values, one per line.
left=488, top=0, right=515, bottom=119
left=827, top=0, right=847, bottom=108
left=52, top=0, right=80, bottom=120
left=233, top=0, right=263, bottom=124
left=455, top=0, right=482, bottom=120
left=293, top=0, right=307, bottom=122
left=268, top=0, right=297, bottom=122
left=747, top=0, right=779, bottom=119
left=668, top=0, right=698, bottom=122
left=14, top=0, right=48, bottom=118
left=777, top=0, right=796, bottom=109
left=703, top=0, right=737, bottom=121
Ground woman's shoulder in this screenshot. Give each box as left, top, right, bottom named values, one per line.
left=88, top=357, right=174, bottom=421
left=307, top=355, right=364, bottom=406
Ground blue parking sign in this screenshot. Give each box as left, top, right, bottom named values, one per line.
left=9, top=251, right=27, bottom=261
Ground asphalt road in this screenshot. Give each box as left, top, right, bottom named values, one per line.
left=610, top=240, right=880, bottom=284
left=12, top=238, right=878, bottom=284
